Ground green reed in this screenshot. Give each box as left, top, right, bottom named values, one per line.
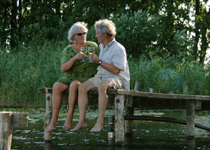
left=1, top=41, right=210, bottom=107
left=0, top=40, right=68, bottom=107
left=129, top=56, right=210, bottom=95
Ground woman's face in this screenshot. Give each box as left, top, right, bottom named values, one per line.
left=73, top=27, right=87, bottom=44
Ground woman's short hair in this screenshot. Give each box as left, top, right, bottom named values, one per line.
left=68, top=22, right=88, bottom=42
left=94, top=19, right=116, bottom=37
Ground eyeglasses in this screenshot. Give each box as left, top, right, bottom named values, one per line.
left=75, top=32, right=86, bottom=36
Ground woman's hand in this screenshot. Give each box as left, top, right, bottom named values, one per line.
left=75, top=53, right=86, bottom=60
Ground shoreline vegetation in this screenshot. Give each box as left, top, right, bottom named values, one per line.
left=1, top=1, right=210, bottom=107
left=1, top=40, right=210, bottom=107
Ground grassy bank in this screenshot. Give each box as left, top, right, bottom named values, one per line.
left=1, top=41, right=210, bottom=107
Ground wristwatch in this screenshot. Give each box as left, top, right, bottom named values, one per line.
left=98, top=60, right=102, bottom=66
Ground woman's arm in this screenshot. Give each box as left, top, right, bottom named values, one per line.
left=61, top=53, right=86, bottom=72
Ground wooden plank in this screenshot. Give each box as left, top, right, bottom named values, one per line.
left=109, top=89, right=210, bottom=101
left=39, top=88, right=53, bottom=93
left=39, top=88, right=210, bottom=101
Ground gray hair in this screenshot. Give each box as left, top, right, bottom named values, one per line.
left=94, top=19, right=116, bottom=37
left=68, top=22, right=88, bottom=42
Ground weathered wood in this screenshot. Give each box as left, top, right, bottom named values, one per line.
left=147, top=87, right=154, bottom=93
left=115, top=94, right=125, bottom=144
left=186, top=140, right=195, bottom=150
left=183, top=83, right=188, bottom=94
left=0, top=112, right=28, bottom=150
left=39, top=88, right=53, bottom=93
left=44, top=93, right=53, bottom=143
left=109, top=89, right=210, bottom=101
left=13, top=112, right=29, bottom=127
left=0, top=112, right=13, bottom=150
left=183, top=83, right=195, bottom=140
left=39, top=88, right=210, bottom=102
left=125, top=95, right=134, bottom=137
left=186, top=100, right=195, bottom=140
left=125, top=81, right=140, bottom=136
left=134, top=81, right=141, bottom=91
left=39, top=85, right=210, bottom=144
left=195, top=83, right=203, bottom=110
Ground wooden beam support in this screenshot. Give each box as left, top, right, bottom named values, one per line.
left=0, top=112, right=13, bottom=150
left=125, top=95, right=134, bottom=137
left=0, top=112, right=28, bottom=150
left=44, top=93, right=53, bottom=143
left=125, top=81, right=141, bottom=137
left=186, top=100, right=195, bottom=140
left=115, top=94, right=125, bottom=144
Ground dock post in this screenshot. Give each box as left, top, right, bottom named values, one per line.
left=125, top=81, right=140, bottom=136
left=195, top=83, right=203, bottom=110
left=0, top=112, right=13, bottom=150
left=44, top=93, right=53, bottom=143
left=186, top=100, right=195, bottom=140
left=0, top=112, right=28, bottom=150
left=183, top=83, right=195, bottom=140
left=115, top=94, right=125, bottom=144
left=125, top=95, right=133, bottom=137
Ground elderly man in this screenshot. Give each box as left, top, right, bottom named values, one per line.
left=71, top=19, right=130, bottom=132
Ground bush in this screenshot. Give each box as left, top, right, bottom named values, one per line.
left=113, top=10, right=162, bottom=58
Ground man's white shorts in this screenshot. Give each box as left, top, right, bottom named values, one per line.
left=88, top=76, right=123, bottom=89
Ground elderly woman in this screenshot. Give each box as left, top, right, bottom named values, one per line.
left=47, top=22, right=99, bottom=132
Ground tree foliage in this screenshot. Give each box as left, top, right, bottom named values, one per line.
left=0, top=0, right=209, bottom=63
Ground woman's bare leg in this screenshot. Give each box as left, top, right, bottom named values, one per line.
left=47, top=82, right=68, bottom=132
left=63, top=80, right=81, bottom=130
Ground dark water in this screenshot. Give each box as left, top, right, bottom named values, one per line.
left=3, top=108, right=210, bottom=150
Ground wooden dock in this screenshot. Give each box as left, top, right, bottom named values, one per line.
left=0, top=112, right=29, bottom=150
left=39, top=82, right=210, bottom=144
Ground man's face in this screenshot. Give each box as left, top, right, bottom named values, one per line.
left=95, top=29, right=106, bottom=43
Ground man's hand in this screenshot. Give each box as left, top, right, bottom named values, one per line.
left=89, top=54, right=100, bottom=64
left=89, top=54, right=121, bottom=74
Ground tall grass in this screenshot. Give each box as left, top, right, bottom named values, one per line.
left=129, top=56, right=210, bottom=95
left=1, top=41, right=210, bottom=107
left=0, top=40, right=68, bottom=107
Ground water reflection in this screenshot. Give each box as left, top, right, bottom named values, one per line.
left=3, top=108, right=210, bottom=150
left=186, top=140, right=195, bottom=150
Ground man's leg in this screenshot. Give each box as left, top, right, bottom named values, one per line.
left=90, top=80, right=113, bottom=132
left=63, top=80, right=81, bottom=130
left=48, top=82, right=68, bottom=132
left=71, top=80, right=96, bottom=131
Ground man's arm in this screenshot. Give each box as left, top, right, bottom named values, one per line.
left=90, top=54, right=120, bottom=74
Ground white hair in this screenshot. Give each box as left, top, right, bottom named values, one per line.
left=94, top=19, right=116, bottom=37
left=67, top=22, right=88, bottom=42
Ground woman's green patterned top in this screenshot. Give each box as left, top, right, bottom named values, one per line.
left=57, top=41, right=99, bottom=85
